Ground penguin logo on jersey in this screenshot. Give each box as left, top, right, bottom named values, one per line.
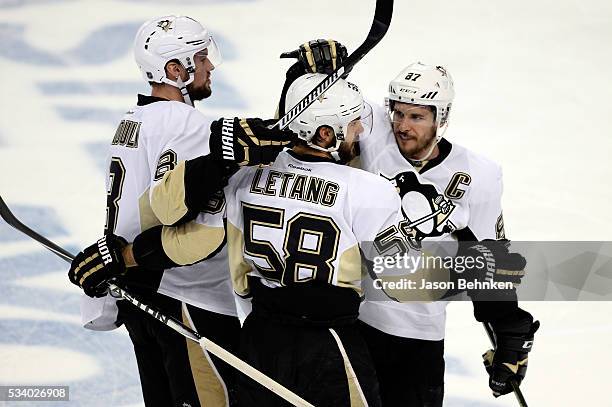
left=381, top=171, right=456, bottom=247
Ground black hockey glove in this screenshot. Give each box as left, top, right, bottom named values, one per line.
left=280, top=39, right=348, bottom=75
left=277, top=40, right=348, bottom=117
left=483, top=309, right=540, bottom=397
left=458, top=239, right=526, bottom=286
left=68, top=234, right=128, bottom=297
left=209, top=117, right=296, bottom=168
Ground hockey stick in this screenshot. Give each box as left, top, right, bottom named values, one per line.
left=483, top=322, right=529, bottom=407
left=0, top=195, right=315, bottom=407
left=274, top=0, right=394, bottom=130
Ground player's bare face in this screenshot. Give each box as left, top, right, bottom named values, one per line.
left=187, top=50, right=214, bottom=100
left=391, top=103, right=437, bottom=160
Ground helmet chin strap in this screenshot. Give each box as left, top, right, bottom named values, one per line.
left=306, top=138, right=343, bottom=161
left=175, top=77, right=193, bottom=107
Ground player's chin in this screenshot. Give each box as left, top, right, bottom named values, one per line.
left=189, top=85, right=212, bottom=101
left=396, top=138, right=418, bottom=156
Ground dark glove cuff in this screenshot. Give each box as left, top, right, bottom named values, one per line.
left=132, top=225, right=180, bottom=270
left=183, top=155, right=234, bottom=213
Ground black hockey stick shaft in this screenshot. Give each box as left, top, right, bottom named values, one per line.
left=275, top=0, right=394, bottom=130
left=483, top=322, right=529, bottom=407
left=0, top=195, right=74, bottom=262
left=0, top=195, right=205, bottom=342
left=0, top=195, right=314, bottom=406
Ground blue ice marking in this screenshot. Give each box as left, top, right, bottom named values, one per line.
left=37, top=80, right=147, bottom=96
left=54, top=106, right=125, bottom=124
left=0, top=22, right=140, bottom=66
left=0, top=204, right=68, bottom=243
left=0, top=320, right=143, bottom=406
left=84, top=141, right=110, bottom=173
left=67, top=22, right=141, bottom=65
left=0, top=23, right=64, bottom=65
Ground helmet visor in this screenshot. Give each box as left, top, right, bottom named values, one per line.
left=203, top=35, right=222, bottom=68
left=358, top=101, right=375, bottom=138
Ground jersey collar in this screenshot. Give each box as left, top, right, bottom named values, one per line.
left=137, top=94, right=170, bottom=106
left=409, top=138, right=452, bottom=174
left=287, top=149, right=337, bottom=164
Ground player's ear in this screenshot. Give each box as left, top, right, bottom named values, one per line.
left=164, top=60, right=185, bottom=81
left=314, top=126, right=335, bottom=146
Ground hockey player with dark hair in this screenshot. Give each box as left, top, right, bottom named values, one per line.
left=279, top=45, right=539, bottom=405
left=68, top=15, right=294, bottom=407
left=69, top=73, right=404, bottom=405
left=356, top=62, right=540, bottom=406
left=225, top=73, right=395, bottom=406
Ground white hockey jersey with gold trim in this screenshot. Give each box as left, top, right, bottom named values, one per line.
left=83, top=96, right=236, bottom=331
left=224, top=149, right=403, bottom=297
left=358, top=102, right=504, bottom=340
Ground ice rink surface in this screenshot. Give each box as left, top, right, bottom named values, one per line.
left=1, top=0, right=611, bottom=405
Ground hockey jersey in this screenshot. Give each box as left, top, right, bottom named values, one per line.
left=358, top=102, right=504, bottom=340
left=224, top=149, right=404, bottom=316
left=82, top=95, right=236, bottom=331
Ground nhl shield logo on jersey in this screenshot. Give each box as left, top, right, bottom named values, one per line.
left=381, top=171, right=456, bottom=246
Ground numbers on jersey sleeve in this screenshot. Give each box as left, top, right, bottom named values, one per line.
left=242, top=202, right=340, bottom=286
left=374, top=225, right=410, bottom=255
left=153, top=149, right=177, bottom=181
left=203, top=190, right=226, bottom=214
left=105, top=157, right=126, bottom=234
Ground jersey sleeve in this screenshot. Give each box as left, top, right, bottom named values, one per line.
left=146, top=106, right=210, bottom=224
left=132, top=208, right=226, bottom=269
left=466, top=163, right=520, bottom=323
left=146, top=107, right=229, bottom=226
left=466, top=162, right=505, bottom=240
left=223, top=169, right=253, bottom=297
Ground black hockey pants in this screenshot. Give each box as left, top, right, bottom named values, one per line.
left=117, top=293, right=240, bottom=407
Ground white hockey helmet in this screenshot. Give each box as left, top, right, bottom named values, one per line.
left=387, top=62, right=454, bottom=142
left=133, top=15, right=221, bottom=94
left=285, top=73, right=364, bottom=153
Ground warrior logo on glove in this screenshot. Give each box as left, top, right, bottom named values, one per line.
left=68, top=234, right=128, bottom=297
left=210, top=117, right=296, bottom=167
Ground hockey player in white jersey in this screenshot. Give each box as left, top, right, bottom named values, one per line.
left=224, top=73, right=397, bottom=406
left=356, top=62, right=539, bottom=406
left=67, top=15, right=295, bottom=407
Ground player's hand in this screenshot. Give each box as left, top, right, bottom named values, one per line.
left=209, top=117, right=296, bottom=167
left=483, top=310, right=540, bottom=397
left=281, top=39, right=348, bottom=74
left=68, top=234, right=128, bottom=297
left=460, top=239, right=526, bottom=286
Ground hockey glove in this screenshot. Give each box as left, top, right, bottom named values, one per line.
left=209, top=117, right=296, bottom=168
left=280, top=39, right=348, bottom=75
left=68, top=234, right=128, bottom=297
left=459, top=239, right=526, bottom=286
left=483, top=309, right=540, bottom=397
left=277, top=39, right=348, bottom=117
